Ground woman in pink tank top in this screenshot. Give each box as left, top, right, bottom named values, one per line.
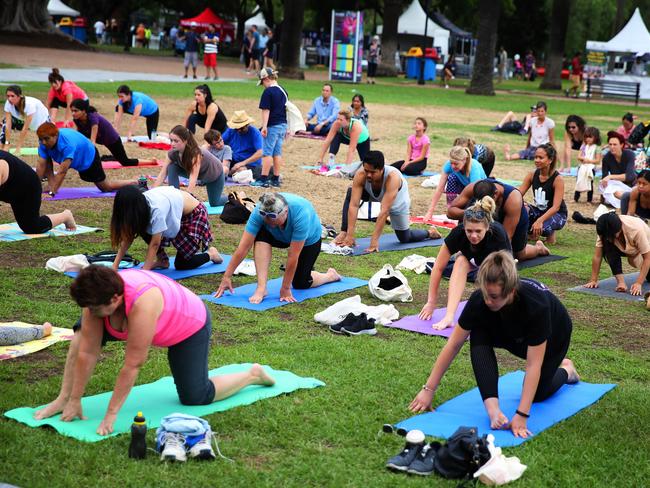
left=33, top=265, right=275, bottom=436
left=45, top=68, right=89, bottom=124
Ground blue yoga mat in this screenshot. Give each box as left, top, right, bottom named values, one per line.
left=403, top=171, right=438, bottom=179
left=202, top=276, right=367, bottom=311
left=65, top=255, right=236, bottom=280
left=395, top=371, right=616, bottom=447
left=353, top=233, right=443, bottom=255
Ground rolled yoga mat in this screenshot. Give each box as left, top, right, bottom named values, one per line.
left=0, top=223, right=101, bottom=242
left=352, top=233, right=444, bottom=255
left=202, top=276, right=367, bottom=311
left=383, top=302, right=467, bottom=338
left=5, top=363, right=325, bottom=442
left=568, top=272, right=650, bottom=302
left=394, top=370, right=616, bottom=447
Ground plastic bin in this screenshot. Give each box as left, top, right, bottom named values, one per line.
left=58, top=17, right=73, bottom=37
left=72, top=17, right=87, bottom=43
left=406, top=56, right=436, bottom=80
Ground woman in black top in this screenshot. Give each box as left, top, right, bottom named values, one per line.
left=419, top=196, right=511, bottom=330
left=0, top=150, right=76, bottom=233
left=560, top=115, right=585, bottom=173
left=518, top=143, right=567, bottom=244
left=601, top=131, right=637, bottom=187
left=184, top=84, right=227, bottom=135
left=621, top=170, right=650, bottom=220
left=410, top=251, right=579, bottom=439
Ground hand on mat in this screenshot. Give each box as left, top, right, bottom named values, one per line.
left=60, top=400, right=86, bottom=422
left=214, top=277, right=234, bottom=297
left=583, top=280, right=599, bottom=289
left=409, top=389, right=435, bottom=413
left=97, top=413, right=117, bottom=436
left=279, top=286, right=296, bottom=303
left=510, top=414, right=532, bottom=438
left=418, top=302, right=436, bottom=321
left=364, top=242, right=379, bottom=254
left=630, top=283, right=643, bottom=296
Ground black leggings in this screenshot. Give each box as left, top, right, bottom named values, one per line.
left=603, top=245, right=650, bottom=281
left=391, top=159, right=427, bottom=176
left=340, top=187, right=429, bottom=242
left=469, top=324, right=571, bottom=402
left=255, top=227, right=321, bottom=289
left=145, top=110, right=160, bottom=140
left=174, top=252, right=211, bottom=270
left=329, top=133, right=370, bottom=161
left=105, top=139, right=138, bottom=166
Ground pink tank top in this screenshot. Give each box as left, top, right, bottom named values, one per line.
left=49, top=81, right=88, bottom=103
left=104, top=269, right=207, bottom=347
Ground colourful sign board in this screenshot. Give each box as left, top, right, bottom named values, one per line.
left=329, top=11, right=364, bottom=82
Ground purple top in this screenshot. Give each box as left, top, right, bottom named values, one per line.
left=73, top=111, right=120, bottom=146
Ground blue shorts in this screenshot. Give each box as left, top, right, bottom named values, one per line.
left=518, top=145, right=538, bottom=160
left=263, top=123, right=287, bottom=157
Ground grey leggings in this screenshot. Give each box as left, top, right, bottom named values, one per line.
left=0, top=324, right=46, bottom=346
left=167, top=163, right=227, bottom=207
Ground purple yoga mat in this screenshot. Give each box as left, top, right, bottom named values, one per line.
left=384, top=301, right=468, bottom=338
left=48, top=187, right=116, bottom=201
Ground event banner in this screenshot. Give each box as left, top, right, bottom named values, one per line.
left=584, top=49, right=606, bottom=79
left=329, top=11, right=364, bottom=82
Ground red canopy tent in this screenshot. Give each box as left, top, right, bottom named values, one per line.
left=180, top=8, right=235, bottom=39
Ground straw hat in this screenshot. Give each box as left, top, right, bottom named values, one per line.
left=227, top=110, right=255, bottom=129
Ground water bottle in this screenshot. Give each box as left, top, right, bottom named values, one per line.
left=128, top=411, right=147, bottom=459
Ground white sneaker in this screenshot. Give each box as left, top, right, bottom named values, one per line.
left=188, top=430, right=216, bottom=461
left=160, top=432, right=187, bottom=462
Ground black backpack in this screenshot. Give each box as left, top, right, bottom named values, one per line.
left=220, top=191, right=256, bottom=225
left=627, top=121, right=650, bottom=146
left=433, top=426, right=491, bottom=479
left=85, top=251, right=139, bottom=269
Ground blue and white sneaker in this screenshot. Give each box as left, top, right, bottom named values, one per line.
left=250, top=179, right=270, bottom=188
left=158, top=432, right=187, bottom=462
left=187, top=430, right=216, bottom=461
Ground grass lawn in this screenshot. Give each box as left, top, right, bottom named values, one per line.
left=1, top=78, right=649, bottom=487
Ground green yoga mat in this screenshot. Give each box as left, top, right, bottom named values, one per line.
left=5, top=363, right=325, bottom=442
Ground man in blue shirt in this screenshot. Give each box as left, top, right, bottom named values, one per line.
left=304, top=84, right=340, bottom=135
left=222, top=110, right=264, bottom=178
left=36, top=123, right=136, bottom=195
left=181, top=22, right=200, bottom=79
left=214, top=192, right=341, bottom=304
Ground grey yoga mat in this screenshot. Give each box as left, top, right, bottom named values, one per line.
left=568, top=273, right=650, bottom=301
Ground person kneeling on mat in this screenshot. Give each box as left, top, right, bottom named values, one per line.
left=409, top=250, right=579, bottom=439
left=33, top=265, right=275, bottom=436
left=215, top=192, right=341, bottom=304
left=333, top=150, right=441, bottom=253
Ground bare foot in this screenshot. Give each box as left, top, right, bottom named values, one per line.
left=249, top=363, right=275, bottom=386
left=561, top=358, right=580, bottom=384
left=152, top=257, right=170, bottom=269
left=42, top=322, right=53, bottom=337
left=487, top=408, right=510, bottom=429
left=535, top=240, right=550, bottom=256
left=62, top=209, right=76, bottom=231
left=249, top=286, right=268, bottom=304
left=428, top=227, right=442, bottom=240
left=207, top=247, right=223, bottom=264
left=546, top=231, right=556, bottom=245
left=333, top=231, right=347, bottom=246
left=34, top=396, right=67, bottom=420
left=327, top=267, right=342, bottom=282
left=432, top=316, right=454, bottom=330
left=504, top=144, right=511, bottom=161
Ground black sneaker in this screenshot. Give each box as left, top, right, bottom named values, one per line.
left=406, top=442, right=441, bottom=476
left=386, top=430, right=426, bottom=472
left=341, top=316, right=377, bottom=336
left=329, top=312, right=364, bottom=334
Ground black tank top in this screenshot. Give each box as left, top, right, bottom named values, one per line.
left=0, top=150, right=40, bottom=203
left=532, top=169, right=567, bottom=214
left=194, top=102, right=228, bottom=133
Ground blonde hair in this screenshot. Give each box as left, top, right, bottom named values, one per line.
left=476, top=250, right=519, bottom=298
left=339, top=108, right=352, bottom=120
left=463, top=196, right=496, bottom=226
left=449, top=145, right=472, bottom=176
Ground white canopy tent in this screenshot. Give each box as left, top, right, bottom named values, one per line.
left=47, top=0, right=80, bottom=17
left=586, top=8, right=650, bottom=53
left=244, top=11, right=269, bottom=30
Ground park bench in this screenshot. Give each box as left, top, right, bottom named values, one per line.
left=586, top=78, right=640, bottom=106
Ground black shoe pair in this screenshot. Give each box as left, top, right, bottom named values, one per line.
left=329, top=312, right=377, bottom=336
left=386, top=439, right=441, bottom=475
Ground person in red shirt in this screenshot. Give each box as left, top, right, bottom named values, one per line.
left=566, top=52, right=583, bottom=98
left=45, top=68, right=88, bottom=124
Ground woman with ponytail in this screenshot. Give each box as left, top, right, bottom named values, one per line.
left=153, top=125, right=226, bottom=207
left=419, top=196, right=512, bottom=329
left=518, top=143, right=567, bottom=244
left=70, top=99, right=140, bottom=167
left=45, top=68, right=88, bottom=123
left=2, top=85, right=50, bottom=155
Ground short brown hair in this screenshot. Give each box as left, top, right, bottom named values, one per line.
left=204, top=129, right=222, bottom=145
left=70, top=265, right=124, bottom=307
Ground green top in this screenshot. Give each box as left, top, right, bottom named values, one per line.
left=339, top=118, right=369, bottom=144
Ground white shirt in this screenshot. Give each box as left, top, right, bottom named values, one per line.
left=4, top=97, right=50, bottom=131
left=94, top=20, right=105, bottom=35
left=144, top=186, right=184, bottom=239
left=529, top=116, right=555, bottom=147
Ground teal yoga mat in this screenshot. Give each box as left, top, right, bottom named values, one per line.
left=395, top=371, right=616, bottom=447
left=4, top=363, right=325, bottom=442
left=202, top=276, right=367, bottom=311
left=204, top=203, right=224, bottom=215
left=0, top=223, right=101, bottom=242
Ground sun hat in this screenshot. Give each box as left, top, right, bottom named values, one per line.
left=606, top=130, right=626, bottom=145
left=227, top=110, right=255, bottom=129
left=257, top=67, right=278, bottom=86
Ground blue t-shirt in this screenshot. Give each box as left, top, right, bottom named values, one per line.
left=222, top=127, right=263, bottom=167
left=185, top=30, right=199, bottom=52
left=38, top=128, right=95, bottom=172
left=245, top=193, right=321, bottom=245
left=442, top=158, right=487, bottom=187
left=259, top=85, right=287, bottom=127
left=119, top=91, right=158, bottom=117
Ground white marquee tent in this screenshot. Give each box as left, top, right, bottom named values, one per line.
left=47, top=0, right=80, bottom=17
left=586, top=8, right=650, bottom=53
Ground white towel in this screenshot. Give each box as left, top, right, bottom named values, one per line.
left=395, top=254, right=435, bottom=274
left=314, top=295, right=400, bottom=326
left=598, top=180, right=631, bottom=209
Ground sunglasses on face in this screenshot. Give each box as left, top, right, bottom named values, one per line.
left=259, top=209, right=281, bottom=219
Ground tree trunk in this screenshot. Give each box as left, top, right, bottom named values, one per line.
left=377, top=0, right=400, bottom=76
left=612, top=0, right=627, bottom=36
left=255, top=0, right=275, bottom=29
left=278, top=0, right=305, bottom=79
left=539, top=0, right=570, bottom=90
left=0, top=0, right=55, bottom=32
left=466, top=0, right=501, bottom=95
